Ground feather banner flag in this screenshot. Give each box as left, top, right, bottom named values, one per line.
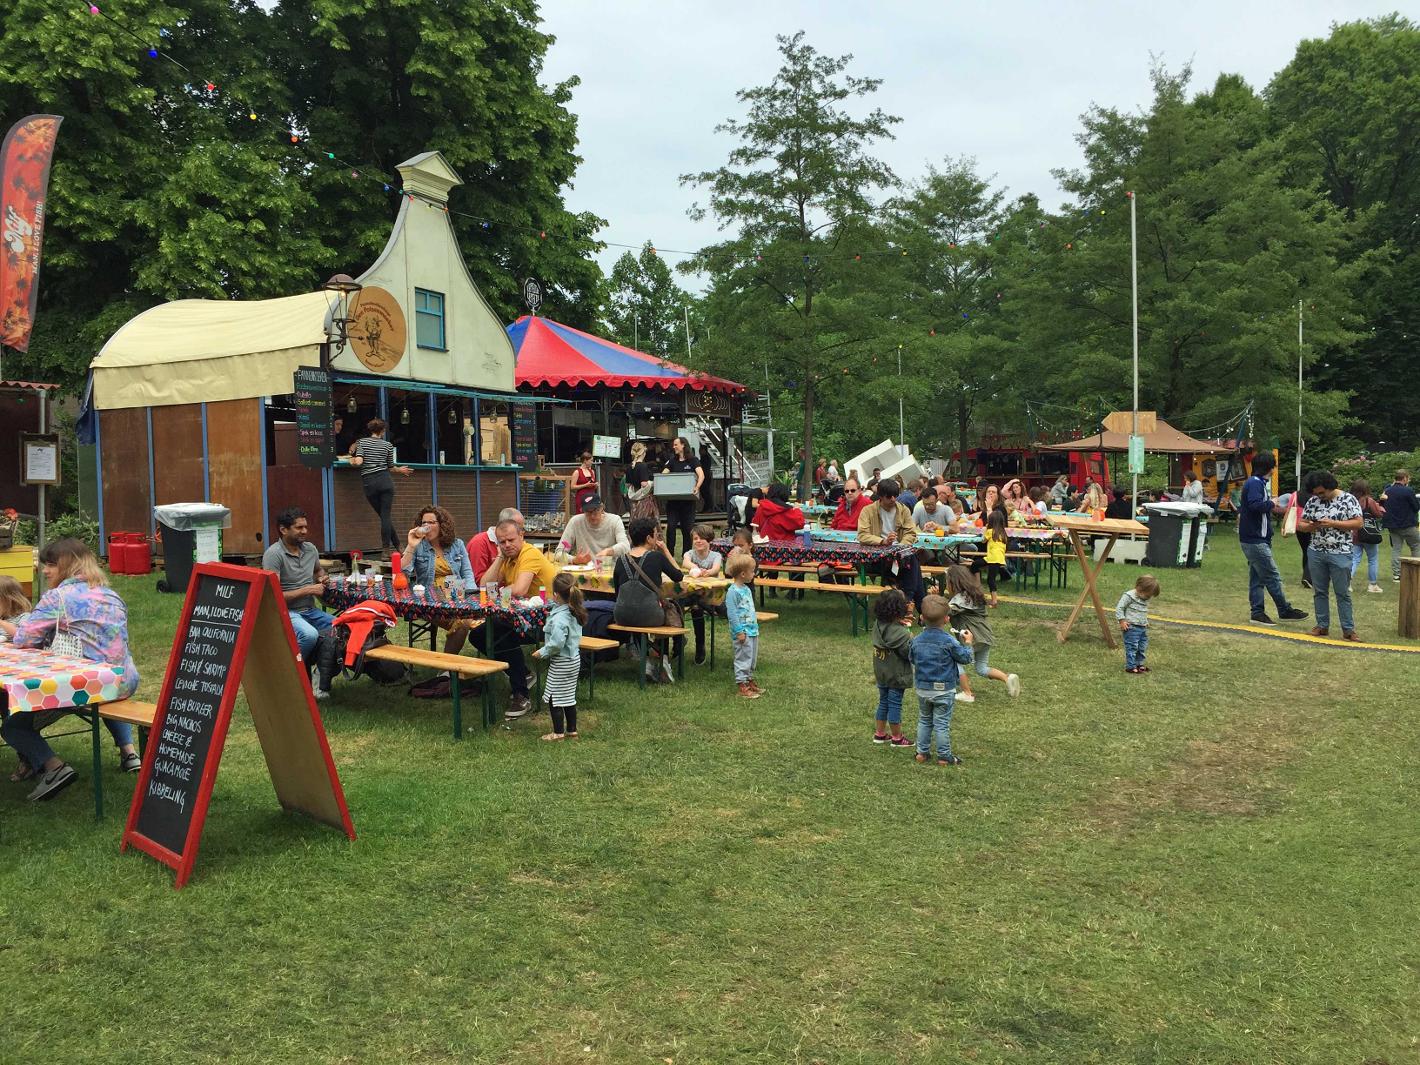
left=0, top=114, right=63, bottom=353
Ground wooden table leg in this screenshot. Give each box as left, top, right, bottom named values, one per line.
left=1057, top=531, right=1120, bottom=648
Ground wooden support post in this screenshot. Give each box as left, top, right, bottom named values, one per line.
left=1400, top=557, right=1420, bottom=639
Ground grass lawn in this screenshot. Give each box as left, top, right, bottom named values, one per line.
left=3, top=525, right=1417, bottom=1063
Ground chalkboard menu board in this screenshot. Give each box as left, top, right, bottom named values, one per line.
left=133, top=572, right=242, bottom=856
left=512, top=404, right=538, bottom=470
left=293, top=366, right=333, bottom=469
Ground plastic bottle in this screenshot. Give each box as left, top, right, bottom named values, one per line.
left=391, top=550, right=409, bottom=592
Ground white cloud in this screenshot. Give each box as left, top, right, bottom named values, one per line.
left=537, top=0, right=1381, bottom=278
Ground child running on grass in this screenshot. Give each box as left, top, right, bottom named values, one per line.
left=725, top=552, right=762, bottom=699
left=1116, top=573, right=1160, bottom=673
left=531, top=572, right=586, bottom=740
left=944, top=565, right=1020, bottom=702
left=910, top=594, right=974, bottom=766
left=871, top=589, right=915, bottom=747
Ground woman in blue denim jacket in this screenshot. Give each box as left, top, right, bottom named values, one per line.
left=401, top=506, right=478, bottom=664
left=402, top=505, right=475, bottom=588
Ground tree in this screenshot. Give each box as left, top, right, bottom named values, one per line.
left=681, top=32, right=899, bottom=497
left=0, top=0, right=327, bottom=389
left=1008, top=66, right=1368, bottom=459
left=1268, top=16, right=1420, bottom=447
left=602, top=243, right=694, bottom=356
left=270, top=0, right=605, bottom=327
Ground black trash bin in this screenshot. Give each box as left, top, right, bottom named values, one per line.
left=154, top=503, right=231, bottom=593
left=1142, top=502, right=1210, bottom=569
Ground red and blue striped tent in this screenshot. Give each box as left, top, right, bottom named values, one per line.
left=508, top=315, right=747, bottom=395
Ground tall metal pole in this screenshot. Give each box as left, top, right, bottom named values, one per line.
left=1296, top=299, right=1304, bottom=491
left=1129, top=191, right=1140, bottom=518
left=764, top=358, right=775, bottom=478
left=897, top=344, right=905, bottom=448
left=36, top=389, right=48, bottom=595
left=684, top=305, right=692, bottom=359
left=633, top=316, right=638, bottom=352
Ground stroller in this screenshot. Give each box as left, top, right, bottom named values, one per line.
left=726, top=483, right=753, bottom=534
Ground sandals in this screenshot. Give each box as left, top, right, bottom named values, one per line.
left=9, top=761, right=34, bottom=783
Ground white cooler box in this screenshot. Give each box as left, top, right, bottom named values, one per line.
left=654, top=472, right=700, bottom=500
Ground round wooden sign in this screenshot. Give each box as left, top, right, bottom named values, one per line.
left=348, top=286, right=407, bottom=373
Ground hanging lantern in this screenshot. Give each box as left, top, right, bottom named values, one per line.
left=400, top=405, right=411, bottom=426
left=447, top=405, right=458, bottom=424
left=347, top=395, right=358, bottom=414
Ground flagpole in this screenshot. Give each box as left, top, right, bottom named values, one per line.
left=1296, top=299, right=1304, bottom=492
left=1129, top=191, right=1139, bottom=519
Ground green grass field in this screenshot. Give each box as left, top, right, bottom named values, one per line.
left=3, top=527, right=1417, bottom=1063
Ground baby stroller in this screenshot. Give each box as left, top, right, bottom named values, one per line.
left=726, top=483, right=753, bottom=534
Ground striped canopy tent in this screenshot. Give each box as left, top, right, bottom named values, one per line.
left=508, top=315, right=747, bottom=395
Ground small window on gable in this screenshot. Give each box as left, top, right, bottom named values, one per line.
left=415, top=288, right=446, bottom=350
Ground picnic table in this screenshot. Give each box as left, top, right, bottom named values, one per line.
left=555, top=565, right=731, bottom=606
left=322, top=579, right=549, bottom=638
left=0, top=644, right=129, bottom=816
left=1044, top=513, right=1149, bottom=648
left=713, top=536, right=916, bottom=580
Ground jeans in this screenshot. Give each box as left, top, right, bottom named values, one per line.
left=874, top=555, right=926, bottom=609
left=733, top=634, right=757, bottom=684
left=362, top=472, right=398, bottom=549
left=288, top=607, right=333, bottom=658
left=915, top=690, right=956, bottom=759
left=1309, top=549, right=1355, bottom=633
left=1390, top=527, right=1420, bottom=579
left=1122, top=625, right=1149, bottom=669
left=875, top=685, right=904, bottom=725
left=973, top=645, right=992, bottom=677
left=1351, top=541, right=1379, bottom=584
left=491, top=620, right=529, bottom=696
left=1239, top=541, right=1292, bottom=617
left=1, top=700, right=133, bottom=772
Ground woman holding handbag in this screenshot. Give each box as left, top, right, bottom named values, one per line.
left=613, top=517, right=685, bottom=683
left=1350, top=478, right=1386, bottom=593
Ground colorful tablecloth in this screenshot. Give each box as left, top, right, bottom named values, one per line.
left=0, top=644, right=127, bottom=713
left=557, top=568, right=731, bottom=606
left=714, top=537, right=916, bottom=569
left=322, top=580, right=549, bottom=639
left=809, top=529, right=981, bottom=551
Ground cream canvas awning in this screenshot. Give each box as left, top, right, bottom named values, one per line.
left=91, top=291, right=334, bottom=410
left=1040, top=411, right=1228, bottom=455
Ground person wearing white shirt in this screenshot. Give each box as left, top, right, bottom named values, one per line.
left=1181, top=472, right=1206, bottom=505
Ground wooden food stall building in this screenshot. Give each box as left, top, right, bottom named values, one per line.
left=507, top=315, right=750, bottom=517
left=86, top=151, right=544, bottom=558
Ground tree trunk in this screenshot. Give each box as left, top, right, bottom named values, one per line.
left=800, top=382, right=815, bottom=501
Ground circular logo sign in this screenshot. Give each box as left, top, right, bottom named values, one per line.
left=348, top=286, right=407, bottom=373
left=523, top=278, right=543, bottom=315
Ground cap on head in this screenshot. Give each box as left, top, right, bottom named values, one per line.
left=582, top=494, right=604, bottom=513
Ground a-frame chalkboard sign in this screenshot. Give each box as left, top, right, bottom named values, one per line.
left=122, top=562, right=356, bottom=888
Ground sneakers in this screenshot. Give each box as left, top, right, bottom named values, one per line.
left=955, top=691, right=976, bottom=704
left=1367, top=583, right=1382, bottom=594
left=505, top=693, right=532, bottom=719
left=1250, top=613, right=1277, bottom=626
left=749, top=679, right=766, bottom=694
left=312, top=688, right=330, bottom=701
left=1005, top=673, right=1021, bottom=697
left=736, top=682, right=760, bottom=699
left=914, top=753, right=928, bottom=763
left=1279, top=607, right=1309, bottom=621
left=873, top=732, right=889, bottom=744
left=28, top=762, right=76, bottom=801
left=119, top=751, right=142, bottom=773
left=660, top=657, right=675, bottom=685
left=889, top=736, right=913, bottom=748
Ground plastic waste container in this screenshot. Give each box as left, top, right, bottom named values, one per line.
left=154, top=503, right=232, bottom=593
left=1142, top=501, right=1210, bottom=568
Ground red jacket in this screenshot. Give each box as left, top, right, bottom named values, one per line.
left=830, top=493, right=871, bottom=531
left=468, top=528, right=499, bottom=581
left=754, top=498, right=806, bottom=540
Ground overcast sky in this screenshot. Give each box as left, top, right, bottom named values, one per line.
left=537, top=1, right=1389, bottom=279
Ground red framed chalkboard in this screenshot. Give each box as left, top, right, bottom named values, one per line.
left=121, top=562, right=355, bottom=888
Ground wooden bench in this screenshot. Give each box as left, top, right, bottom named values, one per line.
left=754, top=577, right=887, bottom=635
left=363, top=645, right=508, bottom=737
left=608, top=623, right=690, bottom=688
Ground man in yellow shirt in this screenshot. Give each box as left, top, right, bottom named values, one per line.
left=482, top=519, right=557, bottom=718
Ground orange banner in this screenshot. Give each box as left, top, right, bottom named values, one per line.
left=0, top=115, right=63, bottom=352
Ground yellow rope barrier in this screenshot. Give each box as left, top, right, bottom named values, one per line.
left=996, top=595, right=1420, bottom=654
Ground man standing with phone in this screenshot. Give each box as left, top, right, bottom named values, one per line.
left=1237, top=452, right=1308, bottom=627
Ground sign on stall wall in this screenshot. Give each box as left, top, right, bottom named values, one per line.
left=20, top=433, right=60, bottom=485
left=592, top=435, right=621, bottom=459
left=1127, top=435, right=1145, bottom=475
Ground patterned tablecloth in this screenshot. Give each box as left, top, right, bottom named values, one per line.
left=322, top=580, right=549, bottom=639
left=557, top=567, right=731, bottom=606
left=0, top=644, right=127, bottom=713
left=809, top=529, right=981, bottom=551
left=714, top=537, right=917, bottom=569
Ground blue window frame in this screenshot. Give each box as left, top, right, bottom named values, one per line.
left=415, top=288, right=446, bottom=350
